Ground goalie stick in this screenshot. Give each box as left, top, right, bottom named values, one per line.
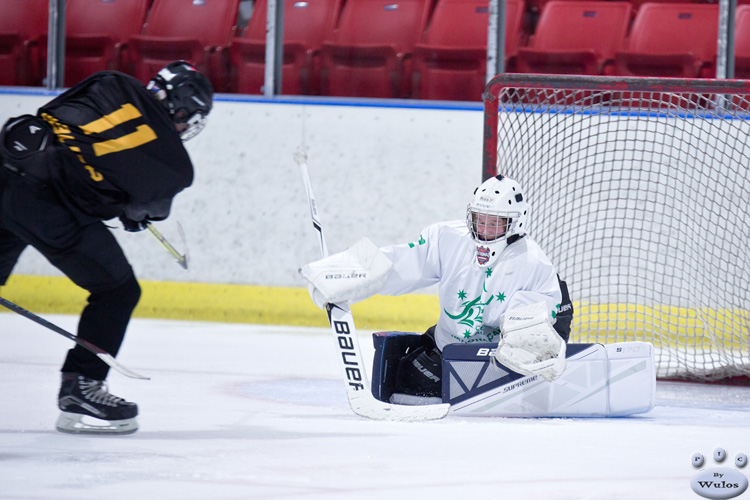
left=294, top=150, right=450, bottom=422
left=0, top=296, right=150, bottom=380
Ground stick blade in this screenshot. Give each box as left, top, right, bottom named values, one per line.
left=176, top=255, right=188, bottom=270
left=176, top=222, right=189, bottom=269
left=347, top=390, right=450, bottom=422
left=97, top=353, right=151, bottom=380
left=146, top=222, right=188, bottom=270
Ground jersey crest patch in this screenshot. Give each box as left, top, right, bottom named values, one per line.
left=476, top=245, right=491, bottom=265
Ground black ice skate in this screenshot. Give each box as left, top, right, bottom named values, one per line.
left=56, top=373, right=139, bottom=435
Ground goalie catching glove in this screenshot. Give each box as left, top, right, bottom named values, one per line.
left=494, top=301, right=567, bottom=382
left=299, top=237, right=394, bottom=309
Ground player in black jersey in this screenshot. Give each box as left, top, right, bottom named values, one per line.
left=0, top=61, right=212, bottom=434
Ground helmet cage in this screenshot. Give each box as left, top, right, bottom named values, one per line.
left=178, top=111, right=208, bottom=142
left=466, top=207, right=523, bottom=243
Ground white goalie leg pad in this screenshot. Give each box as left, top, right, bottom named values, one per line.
left=444, top=341, right=655, bottom=417
left=56, top=412, right=139, bottom=435
left=495, top=301, right=566, bottom=382
left=299, top=237, right=393, bottom=309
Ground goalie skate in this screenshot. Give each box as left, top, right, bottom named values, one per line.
left=56, top=373, right=139, bottom=435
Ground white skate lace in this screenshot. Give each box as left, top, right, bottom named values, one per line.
left=79, top=379, right=125, bottom=407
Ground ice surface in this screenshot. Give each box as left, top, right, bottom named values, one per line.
left=1, top=314, right=748, bottom=500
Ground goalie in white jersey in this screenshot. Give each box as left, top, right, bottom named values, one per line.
left=301, top=175, right=573, bottom=404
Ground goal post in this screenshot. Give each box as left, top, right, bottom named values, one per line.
left=482, top=74, right=750, bottom=383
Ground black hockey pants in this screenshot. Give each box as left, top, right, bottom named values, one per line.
left=0, top=175, right=140, bottom=380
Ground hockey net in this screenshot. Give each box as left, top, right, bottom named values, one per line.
left=483, top=74, right=750, bottom=383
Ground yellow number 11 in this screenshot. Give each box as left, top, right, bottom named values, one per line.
left=80, top=103, right=157, bottom=157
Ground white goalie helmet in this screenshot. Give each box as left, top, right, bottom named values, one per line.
left=466, top=175, right=529, bottom=266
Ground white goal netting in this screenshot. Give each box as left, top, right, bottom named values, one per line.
left=483, top=74, right=750, bottom=383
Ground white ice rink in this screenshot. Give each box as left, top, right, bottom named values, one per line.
left=1, top=313, right=749, bottom=500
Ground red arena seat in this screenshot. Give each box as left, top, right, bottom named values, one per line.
left=62, top=0, right=150, bottom=86
left=0, top=0, right=48, bottom=85
left=411, top=0, right=525, bottom=101
left=231, top=0, right=343, bottom=95
left=128, top=0, right=240, bottom=91
left=318, top=0, right=433, bottom=98
left=614, top=3, right=719, bottom=78
left=734, top=5, right=750, bottom=78
left=516, top=0, right=632, bottom=76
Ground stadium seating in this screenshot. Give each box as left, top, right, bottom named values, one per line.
left=0, top=0, right=48, bottom=86
left=318, top=0, right=433, bottom=98
left=626, top=0, right=696, bottom=16
left=231, top=0, right=343, bottom=95
left=411, top=0, right=525, bottom=101
left=524, top=0, right=552, bottom=16
left=614, top=3, right=719, bottom=78
left=53, top=0, right=150, bottom=86
left=2, top=0, right=743, bottom=94
left=516, top=0, right=631, bottom=75
left=734, top=5, right=750, bottom=78
left=128, top=0, right=240, bottom=91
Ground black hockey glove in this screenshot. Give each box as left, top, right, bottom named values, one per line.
left=393, top=345, right=443, bottom=398
left=119, top=214, right=148, bottom=232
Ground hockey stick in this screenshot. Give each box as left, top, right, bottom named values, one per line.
left=294, top=150, right=449, bottom=421
left=146, top=222, right=188, bottom=270
left=0, top=296, right=150, bottom=380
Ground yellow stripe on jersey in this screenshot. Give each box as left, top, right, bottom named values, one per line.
left=80, top=104, right=143, bottom=135
left=92, top=125, right=157, bottom=157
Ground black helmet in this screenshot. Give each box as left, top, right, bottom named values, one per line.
left=147, top=61, right=213, bottom=141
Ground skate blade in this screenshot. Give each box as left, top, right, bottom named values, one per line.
left=56, top=412, right=138, bottom=435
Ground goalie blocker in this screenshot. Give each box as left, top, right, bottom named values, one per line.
left=372, top=332, right=655, bottom=417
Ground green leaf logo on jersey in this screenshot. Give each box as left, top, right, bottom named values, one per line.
left=444, top=295, right=494, bottom=328
left=444, top=267, right=505, bottom=343
left=407, top=234, right=426, bottom=248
